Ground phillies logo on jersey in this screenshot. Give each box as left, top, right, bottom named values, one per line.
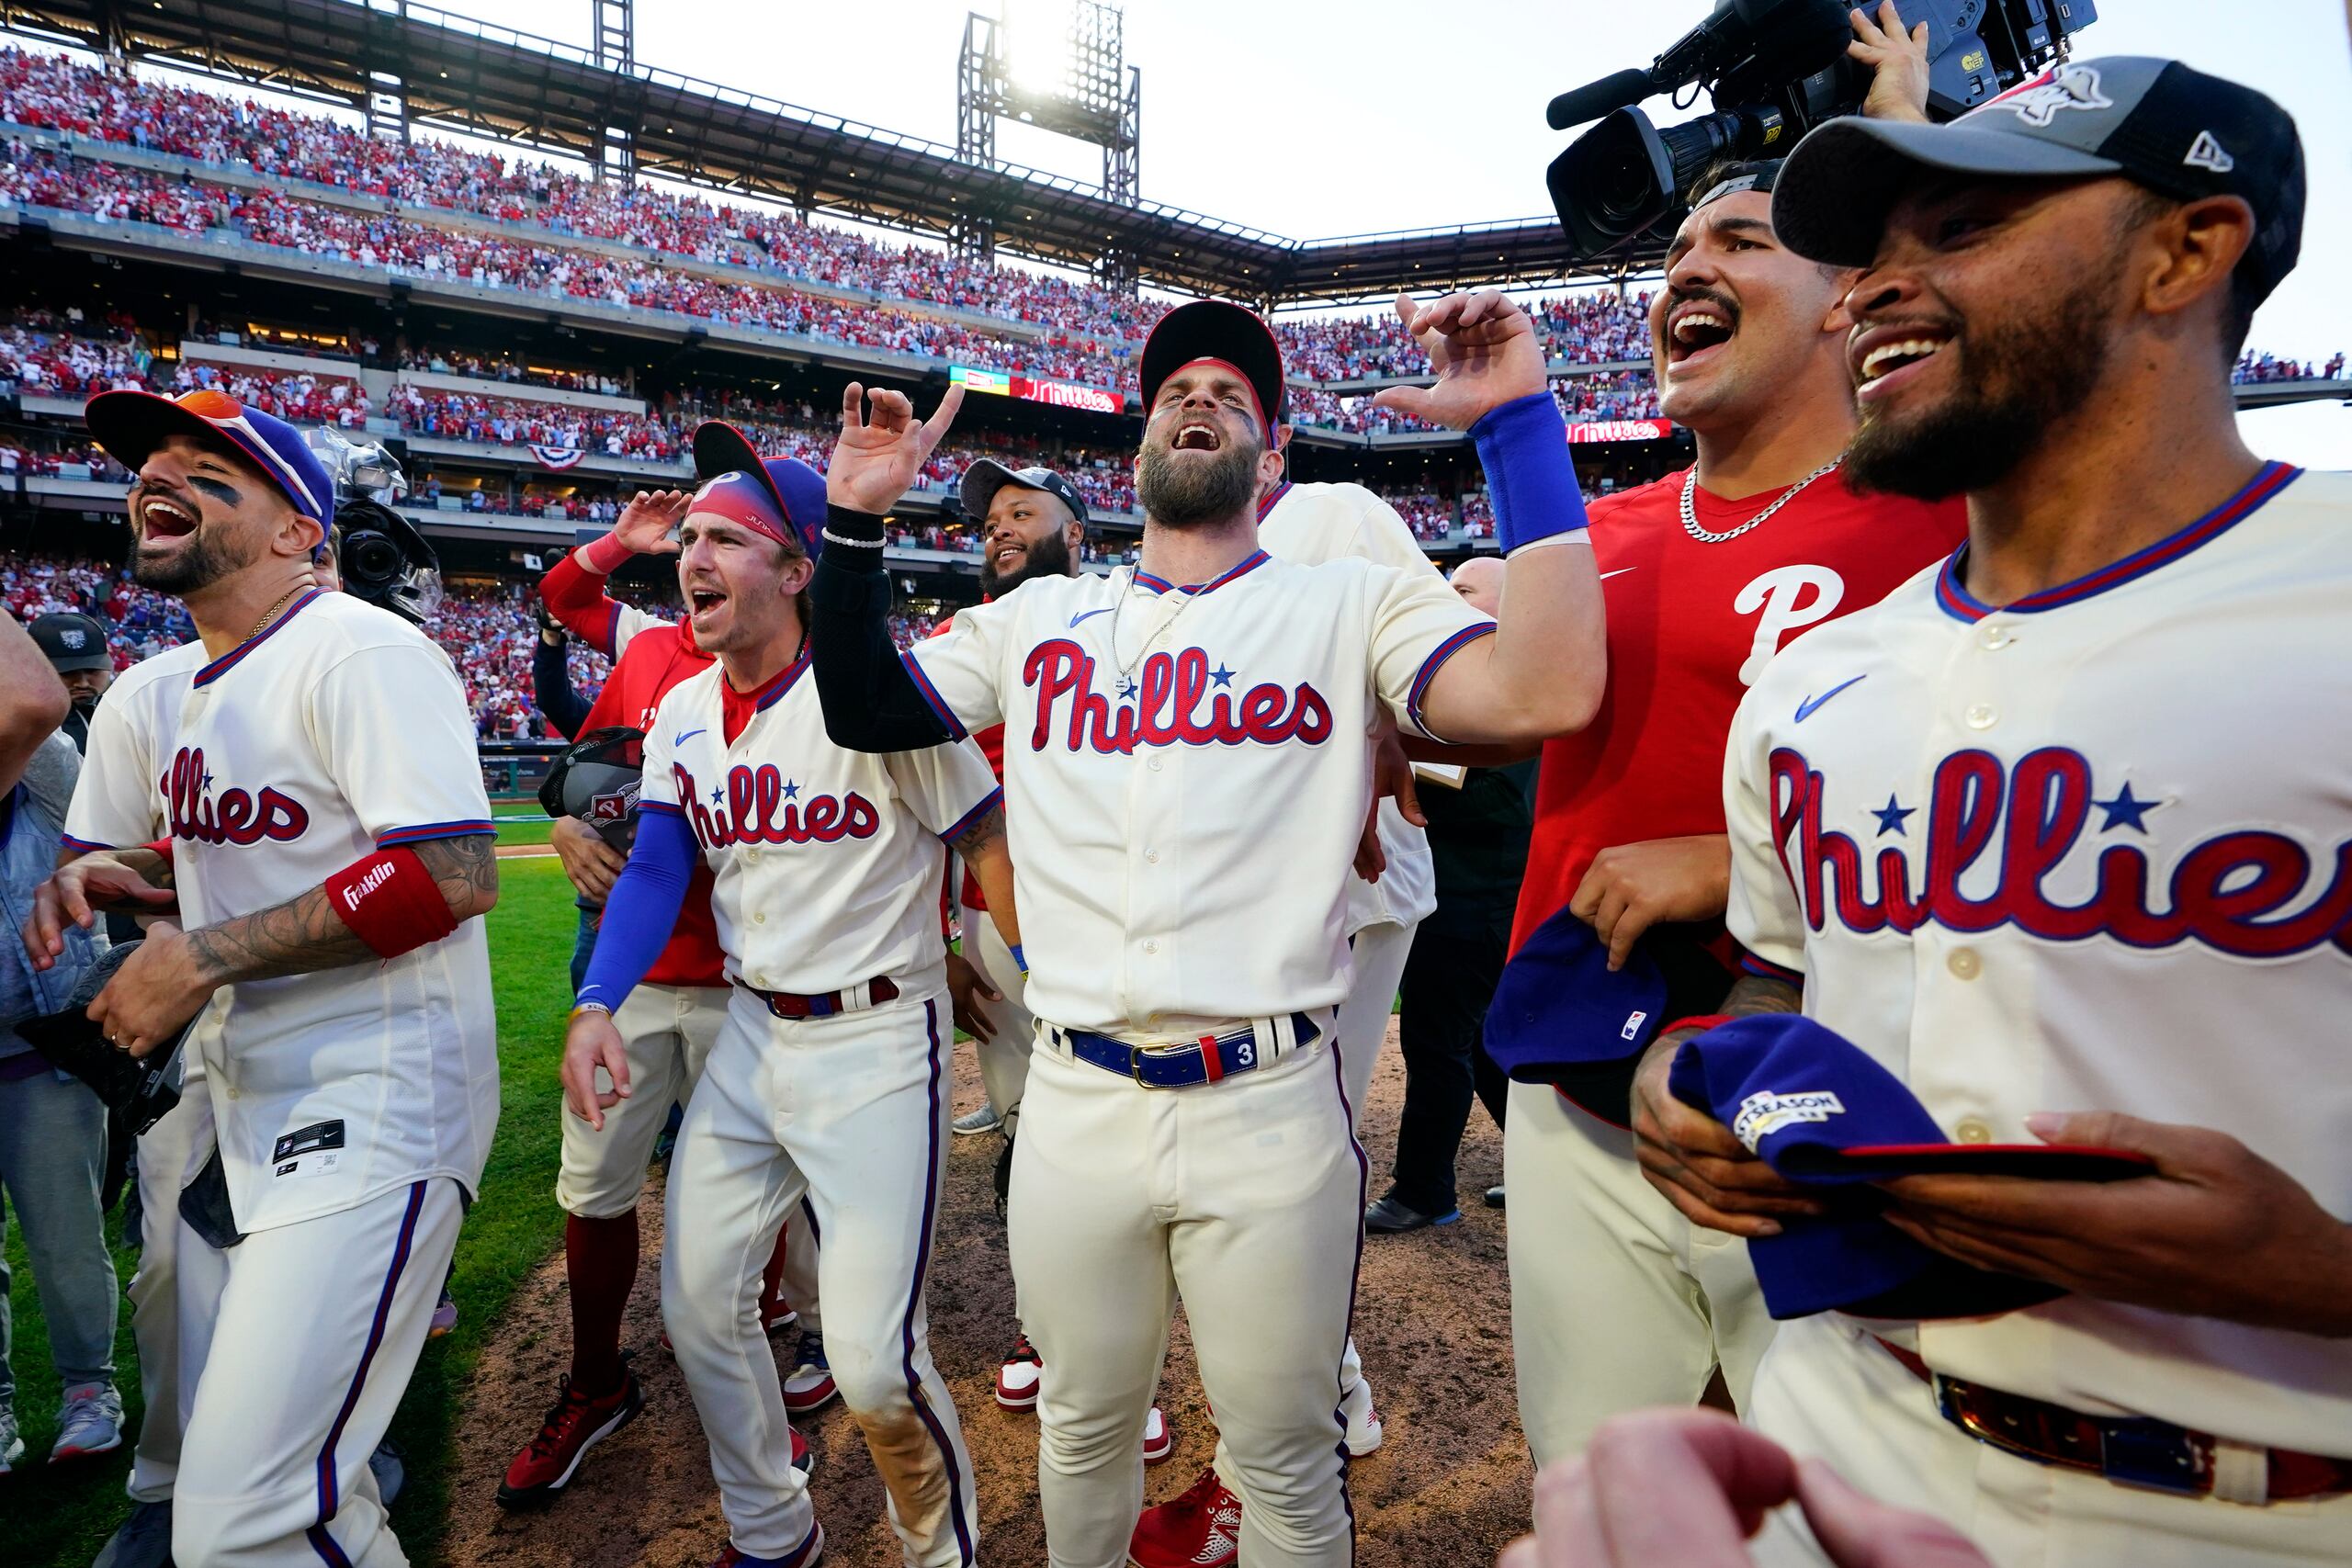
left=1022, top=641, right=1333, bottom=755
left=673, top=762, right=880, bottom=849
left=1768, top=746, right=2352, bottom=959
left=159, top=747, right=310, bottom=846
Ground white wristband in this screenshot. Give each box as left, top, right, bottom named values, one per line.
left=1505, top=532, right=1594, bottom=559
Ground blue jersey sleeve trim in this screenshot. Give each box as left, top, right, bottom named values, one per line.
left=1406, top=621, right=1498, bottom=735
left=934, top=784, right=1004, bottom=845
left=900, top=653, right=969, bottom=742
left=1738, top=952, right=1806, bottom=987
left=377, top=819, right=494, bottom=847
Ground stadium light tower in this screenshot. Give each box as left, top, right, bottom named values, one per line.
left=593, top=0, right=637, bottom=184
left=956, top=2, right=1142, bottom=290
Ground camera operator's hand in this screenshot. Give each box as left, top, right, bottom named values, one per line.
left=1370, top=291, right=1548, bottom=431
left=1850, top=3, right=1932, bottom=122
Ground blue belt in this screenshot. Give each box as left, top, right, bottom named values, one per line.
left=1053, top=1012, right=1319, bottom=1089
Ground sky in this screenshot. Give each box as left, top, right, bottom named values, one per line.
left=107, top=0, right=2352, bottom=463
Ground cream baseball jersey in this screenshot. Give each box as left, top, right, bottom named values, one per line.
left=62, top=590, right=498, bottom=1231
left=906, top=549, right=1494, bottom=1035
left=639, top=652, right=1001, bottom=996
left=1723, top=463, right=2352, bottom=1452
left=1256, top=479, right=1442, bottom=933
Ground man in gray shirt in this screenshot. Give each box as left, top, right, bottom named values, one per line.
left=0, top=609, right=120, bottom=1473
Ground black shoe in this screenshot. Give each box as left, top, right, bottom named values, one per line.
left=1485, top=1185, right=1507, bottom=1209
left=1363, top=1193, right=1460, bottom=1234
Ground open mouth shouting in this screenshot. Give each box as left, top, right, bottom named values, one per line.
left=136, top=491, right=201, bottom=542
left=1850, top=321, right=1957, bottom=405
left=1663, top=297, right=1737, bottom=373
left=686, top=583, right=729, bottom=624
left=1170, top=421, right=1223, bottom=454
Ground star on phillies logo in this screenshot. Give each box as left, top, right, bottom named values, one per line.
left=1974, top=63, right=2112, bottom=128
left=673, top=763, right=879, bottom=849
left=1733, top=1090, right=1846, bottom=1151
left=1022, top=641, right=1332, bottom=755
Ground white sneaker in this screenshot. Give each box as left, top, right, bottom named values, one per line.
left=1142, top=1404, right=1173, bottom=1465
left=952, top=1105, right=1003, bottom=1137
left=51, top=1382, right=125, bottom=1463
left=1340, top=1377, right=1383, bottom=1457
left=0, top=1404, right=22, bottom=1472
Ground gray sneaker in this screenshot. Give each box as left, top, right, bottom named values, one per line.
left=51, top=1382, right=126, bottom=1463
left=951, top=1105, right=1003, bottom=1137
left=0, top=1403, right=22, bottom=1472
left=92, top=1500, right=174, bottom=1568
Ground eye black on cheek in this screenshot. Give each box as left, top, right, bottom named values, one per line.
left=187, top=476, right=240, bottom=505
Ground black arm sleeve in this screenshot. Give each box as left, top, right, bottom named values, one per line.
left=808, top=504, right=963, bottom=754
left=532, top=635, right=593, bottom=740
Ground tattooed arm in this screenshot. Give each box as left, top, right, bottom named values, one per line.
left=87, top=834, right=499, bottom=1055
left=1628, top=975, right=1823, bottom=1237
left=952, top=803, right=1020, bottom=953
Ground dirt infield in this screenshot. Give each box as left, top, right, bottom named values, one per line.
left=438, top=1019, right=1529, bottom=1566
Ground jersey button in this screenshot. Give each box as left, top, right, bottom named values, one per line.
left=1954, top=1117, right=1995, bottom=1145
left=1148, top=757, right=1164, bottom=773
left=1145, top=850, right=1159, bottom=864
left=1946, top=948, right=1982, bottom=980
left=753, top=912, right=767, bottom=925
left=1143, top=940, right=1159, bottom=954
left=1963, top=703, right=1997, bottom=729
left=1978, top=624, right=2014, bottom=650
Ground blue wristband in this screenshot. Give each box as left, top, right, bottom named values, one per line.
left=1470, top=390, right=1590, bottom=554
left=1009, top=942, right=1028, bottom=976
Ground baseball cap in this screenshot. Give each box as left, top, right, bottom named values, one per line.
left=959, top=459, right=1091, bottom=529
left=29, top=612, right=112, bottom=673
left=1771, top=58, right=2305, bottom=306
left=85, top=388, right=337, bottom=521
left=691, top=420, right=829, bottom=558
left=1483, top=907, right=1669, bottom=1089
left=1668, top=1014, right=2152, bottom=1321
left=1140, top=299, right=1285, bottom=438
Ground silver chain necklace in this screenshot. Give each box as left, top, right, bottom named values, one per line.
left=1680, top=457, right=1842, bottom=545
left=1106, top=567, right=1206, bottom=687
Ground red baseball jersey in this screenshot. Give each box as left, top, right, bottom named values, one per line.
left=547, top=561, right=727, bottom=989
left=1508, top=468, right=1968, bottom=954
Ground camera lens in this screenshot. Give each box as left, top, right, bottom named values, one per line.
left=349, top=534, right=402, bottom=583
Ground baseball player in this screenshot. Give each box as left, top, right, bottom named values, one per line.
left=565, top=459, right=1011, bottom=1567
left=933, top=462, right=1171, bottom=1464
left=1647, top=59, right=2351, bottom=1566
left=501, top=428, right=819, bottom=1511
left=1497, top=17, right=1963, bottom=1468
left=806, top=293, right=1606, bottom=1568
left=24, top=387, right=500, bottom=1567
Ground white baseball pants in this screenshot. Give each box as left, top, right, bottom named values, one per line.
left=173, top=1178, right=465, bottom=1567
left=1750, top=1314, right=2352, bottom=1568
left=661, top=986, right=977, bottom=1567
left=960, top=897, right=1036, bottom=1141
left=1012, top=1014, right=1363, bottom=1568
left=555, top=981, right=730, bottom=1219
left=1505, top=1078, right=1774, bottom=1466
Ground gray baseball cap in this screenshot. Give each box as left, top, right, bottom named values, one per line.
left=959, top=460, right=1091, bottom=528
left=1771, top=58, right=2305, bottom=305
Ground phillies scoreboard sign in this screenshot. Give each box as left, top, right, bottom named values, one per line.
left=1566, top=418, right=1675, bottom=444
left=952, top=364, right=1125, bottom=414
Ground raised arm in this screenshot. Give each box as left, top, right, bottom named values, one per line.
left=808, top=381, right=978, bottom=753
left=540, top=489, right=690, bottom=653
left=0, top=607, right=70, bottom=797
left=1371, top=292, right=1608, bottom=746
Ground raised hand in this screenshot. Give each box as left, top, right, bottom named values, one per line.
left=828, top=381, right=966, bottom=514
left=1850, top=3, right=1932, bottom=123
left=612, top=489, right=692, bottom=556
left=1370, top=290, right=1549, bottom=431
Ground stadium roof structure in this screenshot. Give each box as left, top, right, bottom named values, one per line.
left=0, top=0, right=1596, bottom=305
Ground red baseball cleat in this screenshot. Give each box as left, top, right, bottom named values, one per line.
left=996, top=1333, right=1042, bottom=1410
left=496, top=1352, right=646, bottom=1508
left=1127, top=1467, right=1240, bottom=1568
left=782, top=1329, right=838, bottom=1415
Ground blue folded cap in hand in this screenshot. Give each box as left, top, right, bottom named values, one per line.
left=1665, top=1015, right=2148, bottom=1322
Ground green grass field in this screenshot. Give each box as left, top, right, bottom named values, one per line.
left=491, top=798, right=557, bottom=849
left=1, top=858, right=580, bottom=1568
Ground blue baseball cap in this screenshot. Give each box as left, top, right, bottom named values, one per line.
left=1668, top=1015, right=2148, bottom=1321
left=1483, top=906, right=1668, bottom=1093
left=85, top=388, right=338, bottom=523
left=692, top=420, right=829, bottom=559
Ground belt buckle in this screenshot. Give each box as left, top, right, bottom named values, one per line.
left=1129, top=1040, right=1196, bottom=1089
left=2099, top=1419, right=2209, bottom=1496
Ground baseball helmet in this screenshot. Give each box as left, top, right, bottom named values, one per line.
left=540, top=727, right=648, bottom=848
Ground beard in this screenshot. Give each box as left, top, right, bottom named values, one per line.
left=130, top=519, right=254, bottom=596
left=980, top=526, right=1073, bottom=597
left=1136, top=433, right=1261, bottom=528
left=1846, top=265, right=2121, bottom=502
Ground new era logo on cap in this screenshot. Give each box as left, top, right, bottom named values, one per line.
left=2185, top=130, right=2234, bottom=173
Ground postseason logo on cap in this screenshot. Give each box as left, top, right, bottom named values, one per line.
left=1732, top=1089, right=1847, bottom=1151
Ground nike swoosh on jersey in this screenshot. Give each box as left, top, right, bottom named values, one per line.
left=673, top=728, right=707, bottom=746
left=1069, top=607, right=1114, bottom=627
left=1793, top=675, right=1867, bottom=723
left=1600, top=567, right=1638, bottom=580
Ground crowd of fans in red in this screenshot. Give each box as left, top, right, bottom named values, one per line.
left=0, top=45, right=1690, bottom=428
left=2233, top=350, right=2346, bottom=384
